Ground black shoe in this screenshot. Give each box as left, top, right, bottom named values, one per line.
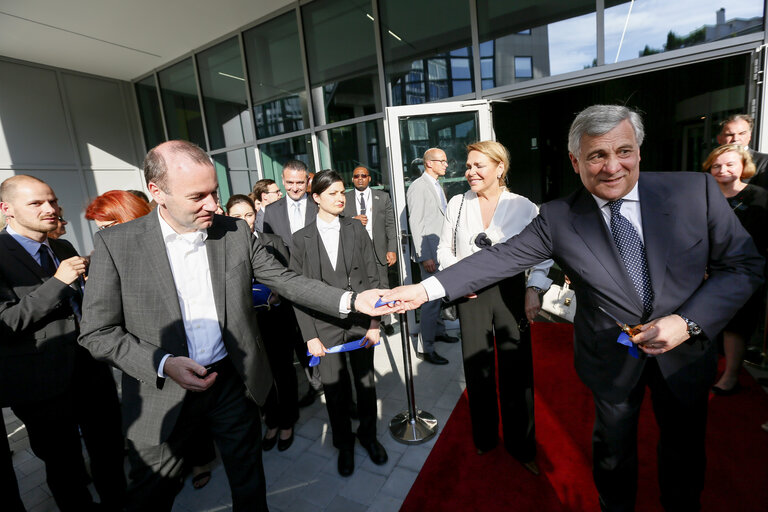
left=277, top=429, right=294, bottom=452
left=262, top=432, right=277, bottom=451
left=712, top=382, right=741, bottom=396
left=435, top=334, right=460, bottom=344
left=338, top=448, right=355, bottom=476
left=298, top=387, right=323, bottom=408
left=383, top=324, right=395, bottom=336
left=416, top=351, right=449, bottom=365
left=361, top=439, right=388, bottom=465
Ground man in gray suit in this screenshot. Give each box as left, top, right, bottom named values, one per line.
left=716, top=113, right=768, bottom=189
left=78, top=141, right=390, bottom=511
left=385, top=105, right=764, bottom=510
left=406, top=148, right=458, bottom=365
left=262, top=160, right=317, bottom=250
left=344, top=166, right=398, bottom=334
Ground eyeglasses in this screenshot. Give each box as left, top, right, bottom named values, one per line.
left=265, top=189, right=281, bottom=195
left=352, top=174, right=370, bottom=179
left=98, top=221, right=117, bottom=230
left=429, top=159, right=449, bottom=165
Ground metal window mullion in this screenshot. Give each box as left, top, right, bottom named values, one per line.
left=469, top=0, right=482, bottom=99
left=371, top=0, right=389, bottom=109
left=596, top=0, right=605, bottom=67
left=153, top=72, right=170, bottom=141
left=237, top=31, right=263, bottom=184
left=191, top=55, right=211, bottom=152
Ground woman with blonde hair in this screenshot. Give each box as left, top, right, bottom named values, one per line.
left=703, top=143, right=768, bottom=395
left=436, top=140, right=552, bottom=473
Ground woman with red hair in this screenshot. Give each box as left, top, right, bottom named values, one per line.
left=85, top=190, right=151, bottom=228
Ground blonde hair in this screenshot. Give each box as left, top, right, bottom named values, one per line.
left=466, top=140, right=510, bottom=188
left=702, top=144, right=756, bottom=179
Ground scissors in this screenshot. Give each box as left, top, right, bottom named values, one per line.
left=598, top=306, right=643, bottom=338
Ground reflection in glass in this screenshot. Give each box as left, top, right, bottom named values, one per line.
left=397, top=112, right=477, bottom=200
left=135, top=76, right=165, bottom=150
left=197, top=38, right=253, bottom=151
left=302, top=0, right=381, bottom=125
left=379, top=0, right=474, bottom=105
left=212, top=149, right=257, bottom=203
left=244, top=12, right=309, bottom=139
left=259, top=136, right=314, bottom=189
left=605, top=1, right=763, bottom=64
left=476, top=0, right=597, bottom=89
left=158, top=58, right=206, bottom=149
left=317, top=121, right=386, bottom=188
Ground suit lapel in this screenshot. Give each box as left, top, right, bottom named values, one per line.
left=638, top=177, right=672, bottom=309
left=305, top=224, right=323, bottom=280
left=570, top=191, right=644, bottom=312
left=143, top=216, right=185, bottom=337
left=205, top=220, right=227, bottom=333
left=0, top=230, right=48, bottom=281
left=341, top=218, right=355, bottom=277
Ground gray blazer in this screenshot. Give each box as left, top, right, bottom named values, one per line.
left=0, top=231, right=80, bottom=406
left=262, top=195, right=318, bottom=251
left=436, top=173, right=764, bottom=405
left=343, top=188, right=397, bottom=266
left=406, top=174, right=446, bottom=263
left=78, top=212, right=345, bottom=445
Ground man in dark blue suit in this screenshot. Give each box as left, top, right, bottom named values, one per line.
left=384, top=105, right=764, bottom=511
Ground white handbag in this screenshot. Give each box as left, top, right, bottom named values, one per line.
left=541, top=283, right=576, bottom=323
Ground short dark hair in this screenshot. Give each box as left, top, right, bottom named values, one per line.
left=251, top=179, right=277, bottom=202
left=282, top=159, right=308, bottom=174
left=143, top=140, right=211, bottom=192
left=310, top=169, right=344, bottom=197
left=225, top=194, right=255, bottom=213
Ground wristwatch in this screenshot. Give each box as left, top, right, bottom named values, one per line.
left=679, top=315, right=702, bottom=337
left=349, top=292, right=358, bottom=313
left=528, top=286, right=544, bottom=294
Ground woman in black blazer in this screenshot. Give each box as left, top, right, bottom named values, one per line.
left=289, top=170, right=388, bottom=477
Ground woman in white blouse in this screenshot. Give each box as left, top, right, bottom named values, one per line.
left=437, top=141, right=553, bottom=474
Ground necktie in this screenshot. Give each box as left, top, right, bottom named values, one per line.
left=608, top=200, right=654, bottom=314
left=291, top=202, right=302, bottom=233
left=359, top=193, right=366, bottom=215
left=38, top=244, right=56, bottom=277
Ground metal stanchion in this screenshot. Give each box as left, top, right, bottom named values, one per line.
left=388, top=310, right=438, bottom=443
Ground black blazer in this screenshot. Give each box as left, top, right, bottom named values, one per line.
left=289, top=217, right=380, bottom=347
left=0, top=230, right=81, bottom=406
left=263, top=196, right=318, bottom=251
left=436, top=173, right=765, bottom=404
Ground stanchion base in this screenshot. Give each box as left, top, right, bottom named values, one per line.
left=389, top=409, right=438, bottom=444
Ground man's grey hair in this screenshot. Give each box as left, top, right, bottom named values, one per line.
left=144, top=140, right=211, bottom=192
left=282, top=159, right=308, bottom=177
left=719, top=114, right=753, bottom=132
left=568, top=105, right=645, bottom=156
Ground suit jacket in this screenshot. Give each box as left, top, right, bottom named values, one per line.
left=262, top=195, right=318, bottom=251
left=343, top=188, right=397, bottom=266
left=254, top=209, right=265, bottom=234
left=407, top=174, right=446, bottom=263
left=78, top=212, right=345, bottom=445
left=289, top=217, right=380, bottom=347
left=435, top=173, right=764, bottom=404
left=0, top=231, right=80, bottom=406
left=747, top=149, right=768, bottom=189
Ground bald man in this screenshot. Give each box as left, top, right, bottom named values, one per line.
left=406, top=148, right=459, bottom=365
left=0, top=175, right=125, bottom=511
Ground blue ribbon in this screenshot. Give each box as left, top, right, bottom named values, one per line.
left=616, top=332, right=639, bottom=359
left=307, top=337, right=380, bottom=367
left=252, top=284, right=272, bottom=308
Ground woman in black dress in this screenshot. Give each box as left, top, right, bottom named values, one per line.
left=703, top=144, right=768, bottom=394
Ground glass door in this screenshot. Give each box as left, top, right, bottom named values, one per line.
left=385, top=100, right=494, bottom=288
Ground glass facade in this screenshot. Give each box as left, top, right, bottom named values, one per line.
left=196, top=38, right=253, bottom=151
left=134, top=0, right=765, bottom=196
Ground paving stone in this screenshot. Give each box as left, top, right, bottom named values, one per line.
left=28, top=495, right=58, bottom=512
left=21, top=485, right=51, bottom=509
left=338, top=468, right=386, bottom=506
left=15, top=454, right=45, bottom=476
left=324, top=495, right=368, bottom=512
left=18, top=466, right=46, bottom=494
left=366, top=493, right=404, bottom=512
left=379, top=466, right=419, bottom=500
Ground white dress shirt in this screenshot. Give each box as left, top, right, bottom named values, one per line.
left=436, top=189, right=553, bottom=290
left=316, top=215, right=341, bottom=271
left=287, top=194, right=308, bottom=234
left=423, top=172, right=447, bottom=212
left=6, top=224, right=58, bottom=267
left=355, top=187, right=373, bottom=239
left=157, top=209, right=227, bottom=376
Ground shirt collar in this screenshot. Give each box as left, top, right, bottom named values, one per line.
left=157, top=208, right=207, bottom=244
left=286, top=194, right=307, bottom=208
left=316, top=215, right=340, bottom=233
left=5, top=224, right=51, bottom=258
left=423, top=172, right=438, bottom=185
left=592, top=180, right=640, bottom=210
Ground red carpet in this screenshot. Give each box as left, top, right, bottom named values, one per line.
left=401, top=323, right=768, bottom=511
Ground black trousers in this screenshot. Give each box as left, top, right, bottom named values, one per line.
left=317, top=339, right=378, bottom=450
left=592, top=358, right=708, bottom=512
left=259, top=305, right=300, bottom=430
left=73, top=347, right=126, bottom=510
left=456, top=276, right=535, bottom=461
left=125, top=358, right=267, bottom=512
left=1, top=416, right=25, bottom=512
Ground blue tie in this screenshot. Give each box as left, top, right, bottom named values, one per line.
left=608, top=200, right=654, bottom=315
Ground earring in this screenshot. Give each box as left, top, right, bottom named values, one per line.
left=497, top=175, right=502, bottom=179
